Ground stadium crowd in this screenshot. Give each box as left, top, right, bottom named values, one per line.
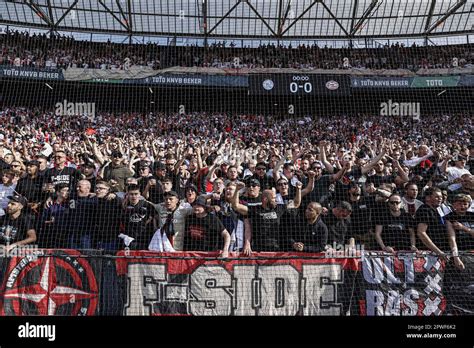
left=0, top=107, right=473, bottom=267
left=1, top=30, right=472, bottom=70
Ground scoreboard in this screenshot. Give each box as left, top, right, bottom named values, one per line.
left=249, top=74, right=350, bottom=95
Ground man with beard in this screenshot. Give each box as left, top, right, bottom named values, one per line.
left=143, top=162, right=168, bottom=204
left=401, top=182, right=423, bottom=218
left=251, top=162, right=274, bottom=190
left=416, top=187, right=449, bottom=258
left=0, top=193, right=36, bottom=252
left=149, top=190, right=193, bottom=251
left=102, top=151, right=133, bottom=193
left=287, top=202, right=328, bottom=252
left=68, top=180, right=96, bottom=249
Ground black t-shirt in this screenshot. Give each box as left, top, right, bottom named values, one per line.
left=445, top=211, right=474, bottom=251
left=304, top=174, right=332, bottom=205
left=121, top=200, right=156, bottom=249
left=323, top=211, right=352, bottom=246
left=0, top=213, right=35, bottom=245
left=184, top=213, right=226, bottom=251
left=240, top=195, right=262, bottom=207
left=93, top=196, right=123, bottom=246
left=45, top=166, right=81, bottom=189
left=247, top=205, right=292, bottom=251
left=251, top=174, right=274, bottom=190
left=15, top=175, right=44, bottom=203
left=415, top=204, right=449, bottom=251
left=366, top=174, right=395, bottom=187
left=349, top=196, right=379, bottom=236
left=374, top=208, right=414, bottom=250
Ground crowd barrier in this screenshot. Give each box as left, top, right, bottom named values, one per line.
left=0, top=250, right=472, bottom=316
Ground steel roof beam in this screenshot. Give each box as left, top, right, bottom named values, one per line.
left=321, top=1, right=350, bottom=37
left=425, top=0, right=466, bottom=34
left=350, top=0, right=379, bottom=36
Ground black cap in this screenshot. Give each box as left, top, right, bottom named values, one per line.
left=154, top=162, right=166, bottom=171
left=163, top=190, right=179, bottom=198
left=55, top=183, right=69, bottom=192
left=192, top=195, right=209, bottom=207
left=7, top=193, right=28, bottom=207
left=25, top=160, right=40, bottom=167
left=256, top=162, right=267, bottom=169
left=247, top=178, right=261, bottom=187
left=81, top=161, right=96, bottom=169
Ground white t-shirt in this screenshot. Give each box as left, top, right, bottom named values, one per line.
left=447, top=166, right=470, bottom=182
left=0, top=184, right=17, bottom=210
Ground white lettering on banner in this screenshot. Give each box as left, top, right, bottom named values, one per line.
left=258, top=265, right=299, bottom=316
left=189, top=266, right=232, bottom=316
left=124, top=264, right=166, bottom=315
left=124, top=263, right=343, bottom=316
left=302, top=264, right=343, bottom=316
left=362, top=256, right=384, bottom=284
left=363, top=255, right=444, bottom=316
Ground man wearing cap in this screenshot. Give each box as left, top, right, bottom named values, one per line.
left=149, top=190, right=193, bottom=251
left=183, top=195, right=230, bottom=256
left=79, top=161, right=97, bottom=192
left=102, top=151, right=133, bottom=193
left=0, top=193, right=36, bottom=252
left=251, top=162, right=274, bottom=190
left=137, top=162, right=153, bottom=193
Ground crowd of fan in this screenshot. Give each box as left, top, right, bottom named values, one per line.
left=1, top=30, right=472, bottom=70
left=0, top=107, right=473, bottom=268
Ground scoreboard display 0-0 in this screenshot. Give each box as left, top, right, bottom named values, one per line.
left=249, top=74, right=349, bottom=96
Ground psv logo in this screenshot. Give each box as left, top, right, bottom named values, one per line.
left=0, top=251, right=99, bottom=316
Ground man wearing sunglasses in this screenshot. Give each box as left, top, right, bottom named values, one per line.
left=43, top=150, right=81, bottom=192
left=250, top=162, right=273, bottom=190
left=375, top=193, right=417, bottom=253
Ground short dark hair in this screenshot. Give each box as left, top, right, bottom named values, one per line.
left=424, top=187, right=442, bottom=197
left=126, top=184, right=140, bottom=192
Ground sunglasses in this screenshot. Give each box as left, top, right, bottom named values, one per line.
left=389, top=201, right=401, bottom=205
left=351, top=193, right=361, bottom=196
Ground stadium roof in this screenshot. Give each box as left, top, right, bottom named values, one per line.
left=0, top=0, right=472, bottom=40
